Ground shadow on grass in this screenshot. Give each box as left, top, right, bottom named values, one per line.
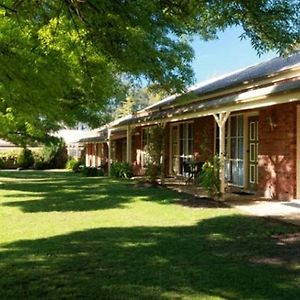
left=0, top=171, right=193, bottom=212
left=0, top=215, right=299, bottom=299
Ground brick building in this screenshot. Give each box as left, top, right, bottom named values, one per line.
left=80, top=52, right=300, bottom=201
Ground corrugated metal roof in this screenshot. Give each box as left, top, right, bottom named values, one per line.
left=146, top=52, right=300, bottom=111
left=193, top=52, right=300, bottom=96
left=79, top=135, right=107, bottom=143
left=82, top=52, right=300, bottom=136
left=115, top=78, right=300, bottom=127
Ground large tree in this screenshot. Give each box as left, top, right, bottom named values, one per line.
left=0, top=0, right=299, bottom=145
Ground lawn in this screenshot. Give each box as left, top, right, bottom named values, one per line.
left=0, top=171, right=299, bottom=299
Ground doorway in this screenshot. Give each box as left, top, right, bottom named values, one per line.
left=170, top=123, right=193, bottom=175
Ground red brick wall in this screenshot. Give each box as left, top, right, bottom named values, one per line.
left=85, top=143, right=94, bottom=166
left=115, top=138, right=126, bottom=162
left=258, top=103, right=297, bottom=200
left=193, top=116, right=215, bottom=161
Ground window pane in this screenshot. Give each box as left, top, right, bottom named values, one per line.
left=226, top=115, right=244, bottom=186
left=230, top=138, right=236, bottom=158
left=188, top=123, right=193, bottom=139
left=231, top=116, right=236, bottom=137
left=180, top=124, right=184, bottom=139
left=238, top=116, right=244, bottom=136
left=238, top=138, right=243, bottom=159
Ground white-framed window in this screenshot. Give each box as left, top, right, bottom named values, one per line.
left=170, top=122, right=194, bottom=175
left=179, top=123, right=194, bottom=174
left=141, top=127, right=152, bottom=167
left=215, top=115, right=244, bottom=187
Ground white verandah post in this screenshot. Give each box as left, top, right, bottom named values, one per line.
left=213, top=112, right=231, bottom=196
left=107, top=128, right=112, bottom=176
left=126, top=125, right=132, bottom=164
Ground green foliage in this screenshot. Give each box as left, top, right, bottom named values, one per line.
left=1, top=1, right=299, bottom=144
left=81, top=167, right=104, bottom=177
left=199, top=155, right=221, bottom=199
left=110, top=162, right=133, bottom=179
left=0, top=157, right=4, bottom=169
left=72, top=161, right=82, bottom=173
left=33, top=160, right=48, bottom=170
left=115, top=88, right=166, bottom=119
left=41, top=141, right=68, bottom=169
left=66, top=158, right=82, bottom=173
left=32, top=141, right=68, bottom=169
left=66, top=158, right=78, bottom=170
left=145, top=163, right=161, bottom=183
left=17, top=148, right=34, bottom=169
left=0, top=149, right=20, bottom=168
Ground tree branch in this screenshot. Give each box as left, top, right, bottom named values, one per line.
left=0, top=3, right=17, bottom=13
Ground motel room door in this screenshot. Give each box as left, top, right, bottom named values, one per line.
left=170, top=123, right=193, bottom=176
left=248, top=116, right=259, bottom=190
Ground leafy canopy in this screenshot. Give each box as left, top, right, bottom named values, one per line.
left=0, top=0, right=299, bottom=145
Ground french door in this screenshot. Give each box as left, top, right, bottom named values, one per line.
left=170, top=123, right=193, bottom=175
left=227, top=115, right=244, bottom=186
left=216, top=115, right=245, bottom=186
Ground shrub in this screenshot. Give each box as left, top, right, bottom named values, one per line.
left=145, top=163, right=161, bottom=183
left=199, top=155, right=221, bottom=199
left=0, top=157, right=4, bottom=169
left=41, top=140, right=68, bottom=169
left=0, top=150, right=20, bottom=169
left=66, top=158, right=77, bottom=170
left=110, top=162, right=133, bottom=178
left=72, top=161, right=82, bottom=173
left=34, top=160, right=49, bottom=170
left=66, top=158, right=82, bottom=173
left=81, top=166, right=104, bottom=177
left=17, top=148, right=34, bottom=169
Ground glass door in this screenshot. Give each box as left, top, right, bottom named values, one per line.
left=179, top=123, right=194, bottom=174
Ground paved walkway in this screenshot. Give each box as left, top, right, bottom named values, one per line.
left=165, top=178, right=300, bottom=226
left=228, top=199, right=300, bottom=226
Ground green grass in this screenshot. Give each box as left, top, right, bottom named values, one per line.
left=0, top=171, right=299, bottom=299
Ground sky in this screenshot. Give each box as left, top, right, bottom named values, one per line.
left=191, top=26, right=277, bottom=83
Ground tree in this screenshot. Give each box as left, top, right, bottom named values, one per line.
left=145, top=124, right=166, bottom=184
left=115, top=87, right=166, bottom=118
left=0, top=1, right=299, bottom=144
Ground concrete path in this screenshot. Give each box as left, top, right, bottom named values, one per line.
left=164, top=179, right=300, bottom=226
left=228, top=199, right=300, bottom=226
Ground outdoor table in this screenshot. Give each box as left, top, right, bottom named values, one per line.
left=183, top=161, right=204, bottom=184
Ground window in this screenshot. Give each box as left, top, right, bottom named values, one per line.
left=141, top=127, right=151, bottom=167
left=229, top=116, right=244, bottom=186
left=215, top=115, right=244, bottom=186
left=179, top=123, right=194, bottom=174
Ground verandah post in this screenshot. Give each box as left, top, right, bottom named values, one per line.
left=213, top=112, right=230, bottom=196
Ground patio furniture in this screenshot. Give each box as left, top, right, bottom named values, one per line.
left=183, top=161, right=204, bottom=184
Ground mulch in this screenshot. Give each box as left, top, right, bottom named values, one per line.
left=178, top=197, right=229, bottom=208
